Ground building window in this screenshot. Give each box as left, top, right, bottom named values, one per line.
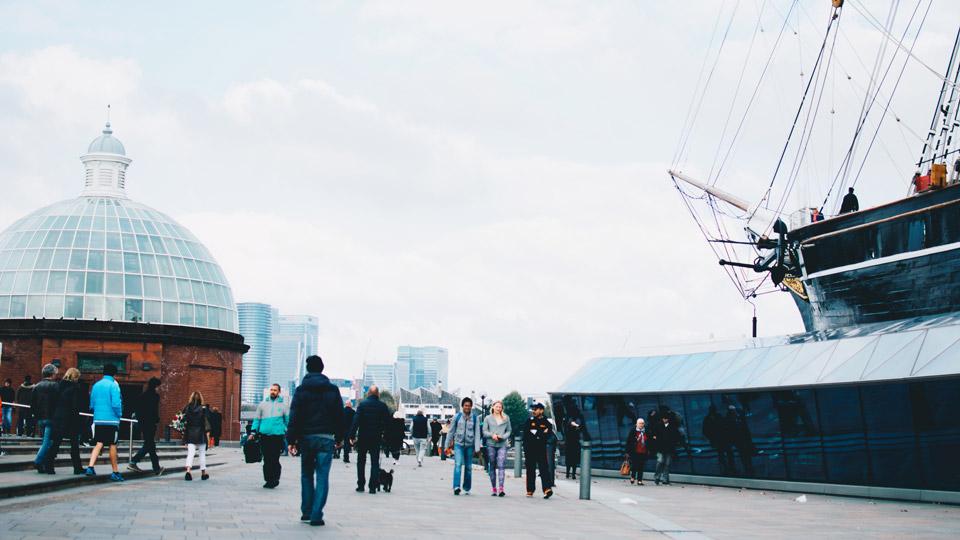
left=77, top=353, right=128, bottom=374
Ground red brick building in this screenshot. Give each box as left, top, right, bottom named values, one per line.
left=0, top=123, right=248, bottom=439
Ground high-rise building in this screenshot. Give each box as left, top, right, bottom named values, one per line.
left=238, top=302, right=273, bottom=404
left=363, top=363, right=397, bottom=393
left=397, top=345, right=449, bottom=390
left=271, top=313, right=318, bottom=390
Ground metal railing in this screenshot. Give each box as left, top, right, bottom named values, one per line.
left=3, top=401, right=139, bottom=462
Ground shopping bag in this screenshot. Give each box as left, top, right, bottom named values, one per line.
left=619, top=459, right=631, bottom=476
left=244, top=437, right=263, bottom=463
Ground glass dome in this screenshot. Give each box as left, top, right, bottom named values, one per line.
left=0, top=196, right=239, bottom=333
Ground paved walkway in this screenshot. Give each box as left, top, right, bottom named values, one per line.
left=1, top=449, right=958, bottom=539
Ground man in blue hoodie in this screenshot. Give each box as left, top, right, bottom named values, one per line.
left=85, top=363, right=124, bottom=482
left=286, top=355, right=344, bottom=527
left=251, top=383, right=289, bottom=488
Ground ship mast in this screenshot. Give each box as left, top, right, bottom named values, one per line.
left=917, top=27, right=960, bottom=172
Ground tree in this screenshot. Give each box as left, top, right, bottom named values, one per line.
left=502, top=391, right=528, bottom=441
left=380, top=390, right=397, bottom=413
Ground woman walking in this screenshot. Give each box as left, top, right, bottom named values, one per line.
left=625, top=418, right=650, bottom=485
left=564, top=413, right=583, bottom=479
left=49, top=368, right=84, bottom=474
left=182, top=391, right=211, bottom=481
left=482, top=400, right=512, bottom=497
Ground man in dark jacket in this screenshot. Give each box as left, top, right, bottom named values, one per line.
left=702, top=405, right=733, bottom=474
left=31, top=364, right=60, bottom=473
left=340, top=401, right=355, bottom=463
left=430, top=417, right=442, bottom=456
left=128, top=377, right=163, bottom=475
left=286, top=355, right=344, bottom=527
left=1, top=378, right=15, bottom=434
left=208, top=407, right=223, bottom=446
left=840, top=187, right=859, bottom=213
left=16, top=375, right=35, bottom=437
left=725, top=405, right=754, bottom=476
left=411, top=410, right=429, bottom=466
left=348, top=385, right=390, bottom=494
left=652, top=412, right=680, bottom=485
left=522, top=403, right=554, bottom=499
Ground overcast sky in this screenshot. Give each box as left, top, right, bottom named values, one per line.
left=1, top=1, right=958, bottom=397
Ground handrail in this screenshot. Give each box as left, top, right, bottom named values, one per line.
left=3, top=401, right=138, bottom=423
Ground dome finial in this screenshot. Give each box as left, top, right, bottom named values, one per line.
left=103, top=104, right=112, bottom=134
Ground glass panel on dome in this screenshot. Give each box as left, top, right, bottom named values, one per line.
left=143, top=276, right=160, bottom=298
left=123, top=252, right=140, bottom=273
left=209, top=307, right=221, bottom=329
left=51, top=249, right=69, bottom=269
left=9, top=295, right=26, bottom=317
left=125, top=299, right=143, bottom=322
left=42, top=295, right=62, bottom=318
left=144, top=300, right=161, bottom=323
left=150, top=236, right=166, bottom=254
left=106, top=297, right=123, bottom=320
left=26, top=231, right=43, bottom=249
left=29, top=271, right=48, bottom=293
left=179, top=303, right=194, bottom=325
left=162, top=301, right=178, bottom=324
left=64, top=215, right=79, bottom=230
left=191, top=281, right=205, bottom=303
left=0, top=273, right=13, bottom=293
left=73, top=231, right=90, bottom=248
left=185, top=259, right=201, bottom=279
left=105, top=273, right=123, bottom=295
left=26, top=295, right=44, bottom=317
left=159, top=277, right=177, bottom=300
left=64, top=296, right=83, bottom=318
left=0, top=295, right=10, bottom=317
left=18, top=249, right=38, bottom=270
left=69, top=250, right=87, bottom=270
left=47, top=271, right=66, bottom=293
left=136, top=235, right=152, bottom=253
left=40, top=215, right=57, bottom=229
left=121, top=233, right=136, bottom=251
left=131, top=220, right=146, bottom=235
left=51, top=215, right=67, bottom=229
left=156, top=255, right=172, bottom=275
left=89, top=231, right=105, bottom=249
left=106, top=232, right=121, bottom=250
left=87, top=250, right=104, bottom=271
left=124, top=274, right=142, bottom=296
left=176, top=279, right=193, bottom=301
left=13, top=271, right=30, bottom=294
left=82, top=295, right=102, bottom=319
left=171, top=257, right=188, bottom=277
left=140, top=254, right=158, bottom=275
left=195, top=305, right=208, bottom=327
left=15, top=232, right=31, bottom=249
left=66, top=272, right=84, bottom=294
left=119, top=218, right=133, bottom=233
left=35, top=249, right=52, bottom=269
left=57, top=231, right=75, bottom=248
left=142, top=220, right=159, bottom=235
left=92, top=216, right=105, bottom=231
left=85, top=272, right=104, bottom=294
left=41, top=230, right=60, bottom=248
left=106, top=251, right=122, bottom=272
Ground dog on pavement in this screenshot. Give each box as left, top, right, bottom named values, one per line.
left=379, top=469, right=394, bottom=493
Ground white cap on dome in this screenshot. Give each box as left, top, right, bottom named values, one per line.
left=80, top=121, right=132, bottom=198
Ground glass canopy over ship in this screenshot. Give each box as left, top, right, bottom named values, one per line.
left=0, top=123, right=239, bottom=333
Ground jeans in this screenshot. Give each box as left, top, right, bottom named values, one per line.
left=413, top=438, right=428, bottom=463
left=185, top=443, right=207, bottom=470
left=300, top=435, right=334, bottom=522
left=452, top=444, right=474, bottom=492
left=525, top=444, right=554, bottom=493
left=356, top=442, right=381, bottom=490
left=261, top=434, right=285, bottom=484
left=486, top=445, right=507, bottom=490
left=654, top=452, right=672, bottom=483
left=132, top=423, right=161, bottom=472
left=34, top=419, right=55, bottom=466
left=1, top=405, right=12, bottom=433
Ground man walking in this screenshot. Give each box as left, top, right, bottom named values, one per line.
left=208, top=406, right=223, bottom=447
left=286, top=355, right=344, bottom=527
left=430, top=417, right=442, bottom=456
left=31, top=363, right=60, bottom=473
left=16, top=375, right=35, bottom=437
left=411, top=409, right=429, bottom=467
left=85, top=363, right=124, bottom=482
left=446, top=397, right=482, bottom=495
left=348, top=385, right=390, bottom=494
left=652, top=411, right=680, bottom=485
left=128, top=377, right=163, bottom=475
left=252, top=383, right=289, bottom=488
left=1, top=379, right=14, bottom=435
left=340, top=401, right=355, bottom=463
left=522, top=402, right=554, bottom=499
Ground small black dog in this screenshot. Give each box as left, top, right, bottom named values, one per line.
left=379, top=469, right=394, bottom=493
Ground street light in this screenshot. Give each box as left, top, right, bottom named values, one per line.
left=480, top=394, right=486, bottom=421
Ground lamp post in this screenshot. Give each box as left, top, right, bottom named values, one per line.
left=480, top=394, right=486, bottom=421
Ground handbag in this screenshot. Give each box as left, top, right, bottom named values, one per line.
left=619, top=458, right=631, bottom=476
left=243, top=436, right=263, bottom=463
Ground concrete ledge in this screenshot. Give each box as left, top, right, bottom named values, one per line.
left=589, top=468, right=960, bottom=505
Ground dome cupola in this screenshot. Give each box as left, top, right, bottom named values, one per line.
left=80, top=122, right=132, bottom=198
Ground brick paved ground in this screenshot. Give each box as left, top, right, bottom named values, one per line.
left=0, top=449, right=958, bottom=539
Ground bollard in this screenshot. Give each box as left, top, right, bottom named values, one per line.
left=579, top=440, right=591, bottom=500
left=128, top=421, right=134, bottom=464
left=513, top=436, right=523, bottom=478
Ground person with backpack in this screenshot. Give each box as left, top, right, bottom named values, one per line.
left=445, top=397, right=482, bottom=495
left=181, top=391, right=211, bottom=481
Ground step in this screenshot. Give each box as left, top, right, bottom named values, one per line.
left=0, top=450, right=218, bottom=473
left=0, top=444, right=193, bottom=455
left=0, top=458, right=229, bottom=500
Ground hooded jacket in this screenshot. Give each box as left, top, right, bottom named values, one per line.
left=285, top=372, right=344, bottom=446
left=252, top=395, right=289, bottom=437
left=89, top=375, right=122, bottom=426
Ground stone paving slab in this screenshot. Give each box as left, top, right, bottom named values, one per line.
left=0, top=448, right=957, bottom=539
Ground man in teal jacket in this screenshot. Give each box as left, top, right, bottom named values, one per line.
left=251, top=383, right=289, bottom=488
left=85, top=363, right=124, bottom=482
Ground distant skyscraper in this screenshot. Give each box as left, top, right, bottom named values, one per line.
left=363, top=364, right=397, bottom=393
left=238, top=302, right=273, bottom=404
left=271, top=312, right=318, bottom=391
left=397, top=346, right=449, bottom=390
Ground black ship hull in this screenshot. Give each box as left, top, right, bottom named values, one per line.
left=789, top=183, right=960, bottom=332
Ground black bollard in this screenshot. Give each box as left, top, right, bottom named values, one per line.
left=579, top=440, right=591, bottom=500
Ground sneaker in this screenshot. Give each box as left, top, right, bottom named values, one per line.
left=464, top=490, right=470, bottom=495
left=127, top=463, right=143, bottom=472
left=185, top=472, right=193, bottom=481
left=109, top=472, right=124, bottom=482
left=498, top=490, right=505, bottom=497
left=154, top=467, right=165, bottom=476
left=491, top=488, right=498, bottom=496
left=201, top=472, right=209, bottom=481
left=300, top=515, right=310, bottom=522
left=526, top=492, right=534, bottom=497
left=310, top=520, right=325, bottom=526
left=355, top=486, right=364, bottom=492
left=73, top=469, right=85, bottom=475
left=85, top=466, right=97, bottom=477
left=544, top=488, right=553, bottom=499
left=454, top=488, right=461, bottom=495
left=44, top=467, right=56, bottom=475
